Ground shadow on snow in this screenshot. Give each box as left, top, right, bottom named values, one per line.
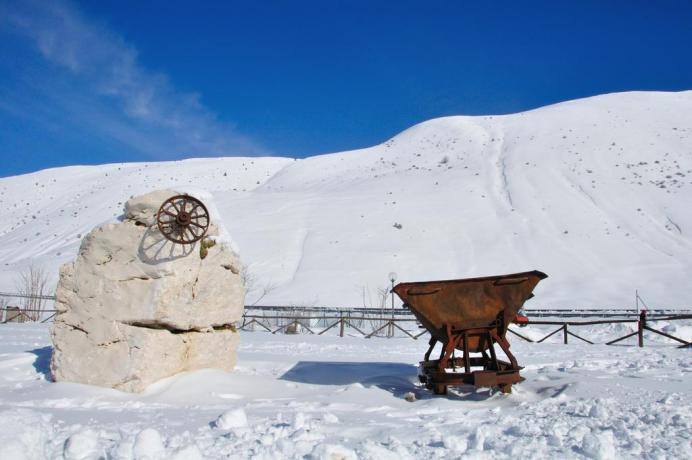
left=279, top=361, right=497, bottom=401
left=30, top=346, right=53, bottom=381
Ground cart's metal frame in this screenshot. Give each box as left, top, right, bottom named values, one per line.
left=393, top=270, right=547, bottom=395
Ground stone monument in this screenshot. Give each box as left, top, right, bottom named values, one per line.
left=50, top=190, right=244, bottom=392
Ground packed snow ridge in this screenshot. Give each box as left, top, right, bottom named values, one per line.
left=1, top=90, right=691, bottom=308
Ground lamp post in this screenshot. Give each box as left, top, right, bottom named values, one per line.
left=388, top=272, right=398, bottom=337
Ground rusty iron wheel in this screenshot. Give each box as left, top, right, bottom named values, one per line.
left=156, top=195, right=210, bottom=245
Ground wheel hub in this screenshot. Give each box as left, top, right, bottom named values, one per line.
left=176, top=211, right=191, bottom=226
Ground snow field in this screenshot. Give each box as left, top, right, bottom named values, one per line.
left=0, top=323, right=689, bottom=459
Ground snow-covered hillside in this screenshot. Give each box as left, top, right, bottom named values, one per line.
left=1, top=90, right=691, bottom=308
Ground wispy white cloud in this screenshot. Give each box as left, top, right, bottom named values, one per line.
left=0, top=0, right=270, bottom=159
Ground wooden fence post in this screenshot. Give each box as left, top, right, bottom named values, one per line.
left=563, top=324, right=568, bottom=344
left=638, top=310, right=646, bottom=347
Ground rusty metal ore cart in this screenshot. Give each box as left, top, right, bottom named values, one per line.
left=393, top=270, right=547, bottom=395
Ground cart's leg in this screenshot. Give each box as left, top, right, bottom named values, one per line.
left=439, top=324, right=456, bottom=371
left=491, top=330, right=519, bottom=370
left=424, top=337, right=437, bottom=361
left=433, top=384, right=447, bottom=395
left=462, top=331, right=471, bottom=373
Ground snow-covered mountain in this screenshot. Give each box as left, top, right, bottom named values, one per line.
left=1, top=90, right=691, bottom=308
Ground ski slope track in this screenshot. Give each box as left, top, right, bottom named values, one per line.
left=1, top=90, right=691, bottom=309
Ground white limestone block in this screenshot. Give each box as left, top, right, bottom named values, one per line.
left=51, top=190, right=244, bottom=392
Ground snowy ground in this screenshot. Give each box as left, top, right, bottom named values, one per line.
left=0, top=323, right=690, bottom=459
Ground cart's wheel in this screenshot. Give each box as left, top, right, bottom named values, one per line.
left=156, top=195, right=210, bottom=244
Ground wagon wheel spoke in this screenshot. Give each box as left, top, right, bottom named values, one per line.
left=191, top=219, right=207, bottom=225
left=190, top=205, right=206, bottom=215
left=177, top=225, right=187, bottom=241
left=189, top=221, right=206, bottom=230
left=189, top=226, right=201, bottom=240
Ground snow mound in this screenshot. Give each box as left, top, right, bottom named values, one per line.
left=215, top=408, right=248, bottom=429
left=133, top=428, right=166, bottom=460
left=63, top=429, right=102, bottom=460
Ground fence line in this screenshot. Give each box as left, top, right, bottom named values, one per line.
left=508, top=312, right=691, bottom=348
left=1, top=296, right=690, bottom=348
left=239, top=314, right=424, bottom=338
left=0, top=306, right=57, bottom=323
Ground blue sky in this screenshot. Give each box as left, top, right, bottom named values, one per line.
left=1, top=0, right=691, bottom=177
